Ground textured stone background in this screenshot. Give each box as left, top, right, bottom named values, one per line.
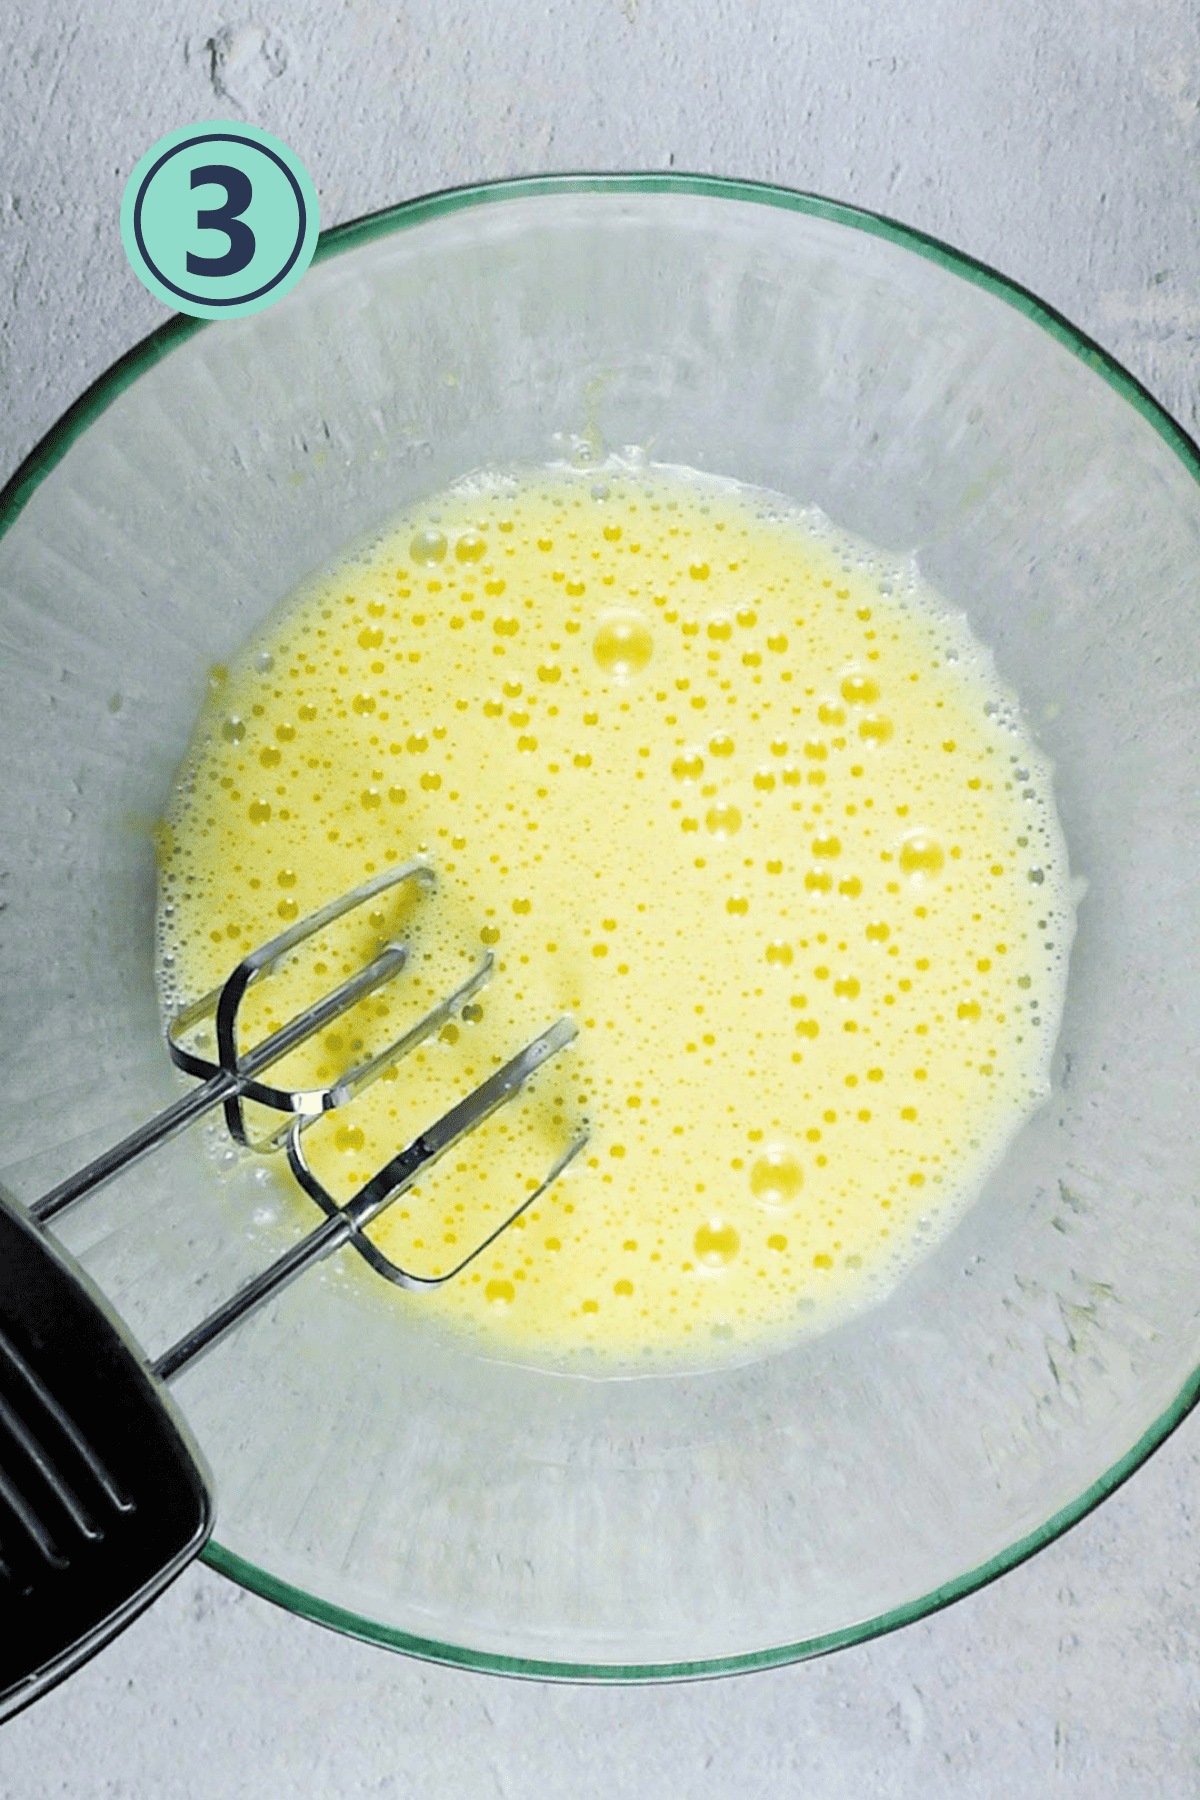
left=1, top=1, right=1199, bottom=1794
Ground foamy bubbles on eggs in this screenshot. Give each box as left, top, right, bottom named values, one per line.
left=155, top=461, right=1073, bottom=1372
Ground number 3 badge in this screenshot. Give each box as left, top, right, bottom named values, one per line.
left=120, top=122, right=319, bottom=319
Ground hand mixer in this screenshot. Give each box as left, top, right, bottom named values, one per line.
left=0, top=859, right=586, bottom=1722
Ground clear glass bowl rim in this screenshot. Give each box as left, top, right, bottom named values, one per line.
left=4, top=170, right=1199, bottom=1681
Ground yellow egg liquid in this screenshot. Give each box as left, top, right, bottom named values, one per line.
left=157, top=464, right=1071, bottom=1369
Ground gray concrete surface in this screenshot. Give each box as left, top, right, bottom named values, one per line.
left=2, top=1, right=1199, bottom=1793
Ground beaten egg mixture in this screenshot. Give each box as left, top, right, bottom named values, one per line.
left=157, top=465, right=1071, bottom=1367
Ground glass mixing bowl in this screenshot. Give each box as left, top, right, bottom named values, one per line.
left=2, top=176, right=1198, bottom=1679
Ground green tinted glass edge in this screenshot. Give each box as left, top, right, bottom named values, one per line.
left=204, top=1352, right=1200, bottom=1679
left=5, top=171, right=1198, bottom=1679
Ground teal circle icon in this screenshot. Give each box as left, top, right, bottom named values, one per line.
left=120, top=122, right=319, bottom=319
